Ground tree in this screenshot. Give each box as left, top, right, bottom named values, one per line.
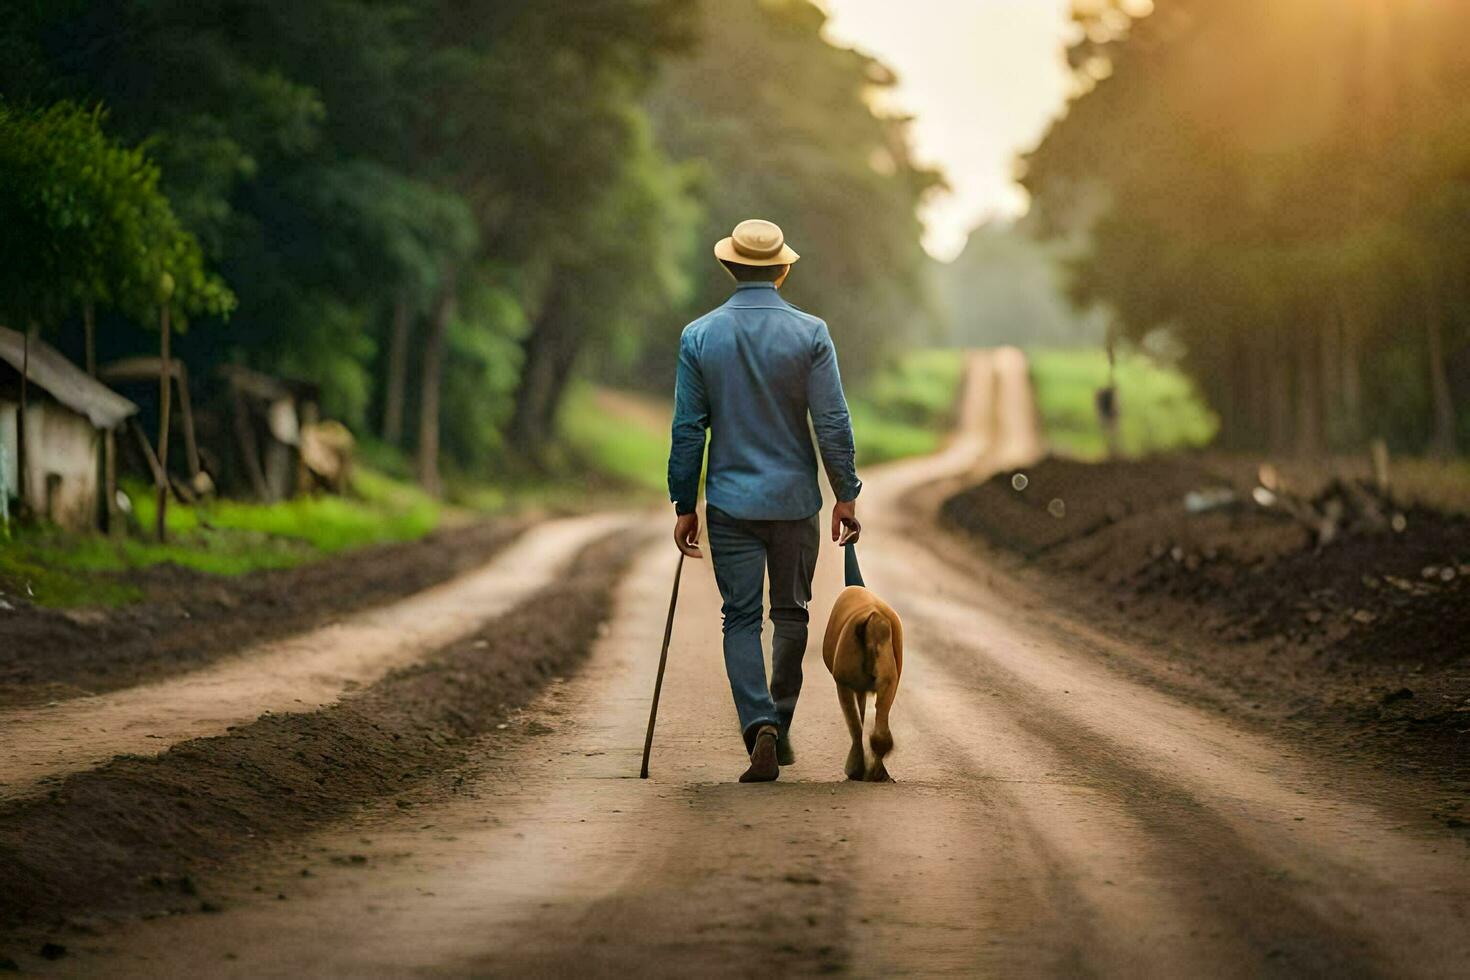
left=1024, top=0, right=1470, bottom=456
left=646, top=0, right=943, bottom=385
left=0, top=0, right=700, bottom=487
left=0, top=102, right=232, bottom=524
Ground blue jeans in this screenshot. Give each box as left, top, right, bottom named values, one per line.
left=706, top=505, right=820, bottom=752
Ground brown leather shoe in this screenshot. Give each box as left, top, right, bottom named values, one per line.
left=740, top=726, right=780, bottom=783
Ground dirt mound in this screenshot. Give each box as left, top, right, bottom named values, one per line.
left=942, top=455, right=1470, bottom=788
left=0, top=520, right=523, bottom=706
left=944, top=456, right=1468, bottom=662
left=0, top=531, right=639, bottom=941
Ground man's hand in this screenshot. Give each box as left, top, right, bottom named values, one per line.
left=832, top=499, right=860, bottom=545
left=674, top=511, right=703, bottom=558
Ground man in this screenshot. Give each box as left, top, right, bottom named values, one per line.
left=667, top=218, right=862, bottom=783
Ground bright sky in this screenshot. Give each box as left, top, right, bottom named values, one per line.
left=818, top=0, right=1078, bottom=261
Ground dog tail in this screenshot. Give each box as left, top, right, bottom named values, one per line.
left=862, top=610, right=893, bottom=672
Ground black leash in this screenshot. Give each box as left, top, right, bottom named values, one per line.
left=843, top=538, right=864, bottom=588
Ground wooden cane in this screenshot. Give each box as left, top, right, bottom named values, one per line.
left=640, top=552, right=686, bottom=778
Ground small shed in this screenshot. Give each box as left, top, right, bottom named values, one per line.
left=0, top=327, right=138, bottom=530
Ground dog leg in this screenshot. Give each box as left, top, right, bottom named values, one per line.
left=866, top=664, right=898, bottom=783
left=837, top=686, right=865, bottom=781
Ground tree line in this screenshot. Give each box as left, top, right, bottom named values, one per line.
left=0, top=0, right=937, bottom=495
left=1024, top=0, right=1469, bottom=457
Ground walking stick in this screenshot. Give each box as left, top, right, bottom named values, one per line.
left=640, top=552, right=686, bottom=778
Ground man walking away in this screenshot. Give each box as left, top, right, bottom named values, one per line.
left=667, top=218, right=862, bottom=783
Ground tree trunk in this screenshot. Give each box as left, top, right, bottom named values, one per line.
left=1246, top=341, right=1271, bottom=451
left=1221, top=341, right=1249, bottom=450
left=382, top=296, right=412, bottom=446
left=155, top=306, right=172, bottom=542
left=1294, top=322, right=1324, bottom=458
left=507, top=286, right=579, bottom=460
left=1338, top=295, right=1363, bottom=448
left=86, top=303, right=105, bottom=529
left=103, top=428, right=118, bottom=536
left=1318, top=311, right=1341, bottom=451
left=17, top=326, right=31, bottom=517
left=1267, top=330, right=1293, bottom=455
left=1424, top=289, right=1457, bottom=457
left=417, top=273, right=456, bottom=497
left=84, top=303, right=96, bottom=377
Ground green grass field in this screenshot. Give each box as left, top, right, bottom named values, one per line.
left=0, top=468, right=442, bottom=609
left=849, top=349, right=967, bottom=465
left=558, top=384, right=672, bottom=495
left=1029, top=348, right=1219, bottom=458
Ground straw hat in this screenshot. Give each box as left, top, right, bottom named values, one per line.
left=714, top=219, right=800, bottom=267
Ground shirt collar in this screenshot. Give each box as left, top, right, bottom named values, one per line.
left=724, top=282, right=789, bottom=309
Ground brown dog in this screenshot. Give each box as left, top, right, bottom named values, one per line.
left=821, top=584, right=904, bottom=781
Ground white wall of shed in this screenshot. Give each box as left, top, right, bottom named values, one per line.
left=0, top=401, right=16, bottom=501
left=18, top=402, right=102, bottom=531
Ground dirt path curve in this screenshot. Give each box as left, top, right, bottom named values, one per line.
left=58, top=351, right=1470, bottom=977
left=0, top=513, right=634, bottom=803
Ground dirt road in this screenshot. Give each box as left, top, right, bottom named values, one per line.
left=0, top=513, right=632, bottom=802
left=47, top=352, right=1470, bottom=977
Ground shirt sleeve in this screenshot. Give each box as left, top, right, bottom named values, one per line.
left=807, top=320, right=862, bottom=503
left=667, top=329, right=709, bottom=515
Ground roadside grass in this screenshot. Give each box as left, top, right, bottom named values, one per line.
left=850, top=349, right=968, bottom=465
left=1030, top=347, right=1219, bottom=458
left=557, top=384, right=671, bottom=496
left=0, top=467, right=442, bottom=609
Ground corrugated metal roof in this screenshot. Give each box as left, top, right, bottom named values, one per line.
left=0, top=326, right=138, bottom=429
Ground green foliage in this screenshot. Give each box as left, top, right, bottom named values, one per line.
left=646, top=0, right=942, bottom=384
left=557, top=384, right=671, bottom=495
left=848, top=349, right=968, bottom=465
left=0, top=0, right=935, bottom=492
left=1029, top=348, right=1218, bottom=460
left=0, top=101, right=233, bottom=329
left=1025, top=0, right=1470, bottom=456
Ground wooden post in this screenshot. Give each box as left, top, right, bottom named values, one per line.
left=128, top=417, right=167, bottom=488
left=230, top=384, right=270, bottom=500
left=103, top=428, right=119, bottom=536
left=174, top=363, right=201, bottom=481
left=155, top=304, right=172, bottom=542
left=16, top=326, right=30, bottom=517
left=417, top=271, right=455, bottom=497
left=382, top=296, right=411, bottom=446
left=84, top=303, right=96, bottom=377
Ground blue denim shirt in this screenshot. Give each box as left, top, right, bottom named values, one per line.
left=668, top=282, right=861, bottom=520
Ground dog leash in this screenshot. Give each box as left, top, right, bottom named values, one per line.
left=843, top=533, right=865, bottom=588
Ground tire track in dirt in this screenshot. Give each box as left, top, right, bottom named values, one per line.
left=0, top=512, right=636, bottom=802
left=0, top=528, right=649, bottom=947
left=858, top=528, right=1470, bottom=976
